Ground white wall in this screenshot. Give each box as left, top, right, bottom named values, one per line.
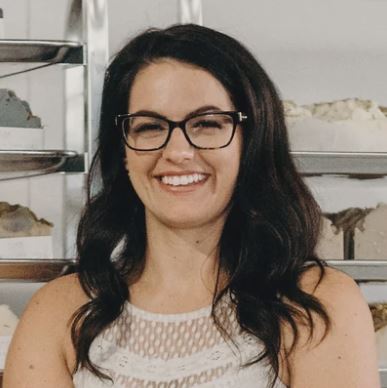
left=108, top=0, right=387, bottom=104
left=203, top=0, right=387, bottom=103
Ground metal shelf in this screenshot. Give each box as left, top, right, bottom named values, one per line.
left=0, top=150, right=86, bottom=180
left=327, top=260, right=387, bottom=281
left=0, top=39, right=83, bottom=64
left=292, top=151, right=387, bottom=176
left=0, top=259, right=76, bottom=282
left=381, top=368, right=387, bottom=387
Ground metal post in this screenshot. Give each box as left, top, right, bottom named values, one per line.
left=82, top=0, right=109, bottom=168
left=179, top=0, right=203, bottom=25
left=64, top=0, right=109, bottom=258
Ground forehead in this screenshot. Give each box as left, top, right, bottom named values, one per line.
left=128, top=59, right=234, bottom=117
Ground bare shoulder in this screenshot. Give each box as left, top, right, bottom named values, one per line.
left=282, top=265, right=380, bottom=388
left=298, top=265, right=365, bottom=312
left=16, top=273, right=89, bottom=330
left=3, top=274, right=88, bottom=387
left=27, top=273, right=88, bottom=314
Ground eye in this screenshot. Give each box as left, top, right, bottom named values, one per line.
left=133, top=123, right=165, bottom=133
left=192, top=119, right=223, bottom=129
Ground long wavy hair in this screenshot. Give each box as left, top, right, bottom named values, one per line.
left=71, top=24, right=330, bottom=388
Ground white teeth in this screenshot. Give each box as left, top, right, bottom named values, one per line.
left=160, top=174, right=206, bottom=186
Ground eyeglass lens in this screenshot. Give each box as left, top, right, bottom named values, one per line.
left=122, top=113, right=235, bottom=150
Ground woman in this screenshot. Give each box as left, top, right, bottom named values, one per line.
left=4, top=24, right=380, bottom=388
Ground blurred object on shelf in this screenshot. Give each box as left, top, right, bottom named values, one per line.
left=320, top=204, right=387, bottom=261
left=355, top=204, right=387, bottom=260
left=325, top=207, right=372, bottom=260
left=0, top=89, right=44, bottom=150
left=316, top=216, right=344, bottom=260
left=0, top=89, right=42, bottom=128
left=0, top=202, right=53, bottom=259
left=371, top=303, right=387, bottom=331
left=287, top=99, right=386, bottom=121
left=370, top=303, right=387, bottom=367
left=284, top=98, right=387, bottom=152
left=0, top=202, right=52, bottom=238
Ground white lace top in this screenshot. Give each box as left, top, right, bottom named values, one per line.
left=72, top=294, right=287, bottom=388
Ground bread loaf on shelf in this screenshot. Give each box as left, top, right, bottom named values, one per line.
left=370, top=303, right=387, bottom=366
left=354, top=203, right=387, bottom=260
left=0, top=202, right=52, bottom=238
left=315, top=216, right=344, bottom=260
left=0, top=89, right=41, bottom=128
left=318, top=204, right=387, bottom=260
left=0, top=88, right=43, bottom=149
left=321, top=207, right=372, bottom=260
left=0, top=202, right=53, bottom=258
left=284, top=98, right=387, bottom=152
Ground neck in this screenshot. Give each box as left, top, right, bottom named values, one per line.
left=129, top=210, right=228, bottom=311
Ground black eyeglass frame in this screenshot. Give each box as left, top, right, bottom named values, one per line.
left=115, top=111, right=248, bottom=151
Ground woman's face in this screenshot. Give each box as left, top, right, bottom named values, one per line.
left=125, top=59, right=243, bottom=229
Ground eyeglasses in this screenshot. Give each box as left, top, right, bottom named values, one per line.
left=115, top=111, right=247, bottom=151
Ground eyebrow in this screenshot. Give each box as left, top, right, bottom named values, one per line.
left=131, top=105, right=223, bottom=120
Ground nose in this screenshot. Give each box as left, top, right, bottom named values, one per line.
left=161, top=126, right=195, bottom=163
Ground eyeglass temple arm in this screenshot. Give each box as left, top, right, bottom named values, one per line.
left=238, top=112, right=248, bottom=122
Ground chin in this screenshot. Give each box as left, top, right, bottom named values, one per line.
left=161, top=216, right=209, bottom=229
left=159, top=210, right=227, bottom=230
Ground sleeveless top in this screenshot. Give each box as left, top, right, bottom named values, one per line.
left=72, top=293, right=287, bottom=388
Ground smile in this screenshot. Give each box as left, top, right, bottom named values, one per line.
left=160, top=173, right=207, bottom=186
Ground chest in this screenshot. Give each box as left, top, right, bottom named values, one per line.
left=71, top=303, right=287, bottom=387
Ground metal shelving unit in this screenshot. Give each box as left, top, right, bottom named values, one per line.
left=0, top=259, right=76, bottom=282
left=0, top=38, right=86, bottom=182
left=381, top=368, right=387, bottom=388
left=328, top=260, right=387, bottom=281
left=292, top=151, right=387, bottom=176
left=0, top=39, right=83, bottom=64
left=0, top=150, right=86, bottom=180
left=0, top=1, right=108, bottom=381
left=296, top=150, right=387, bottom=385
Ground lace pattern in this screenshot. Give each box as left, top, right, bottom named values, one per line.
left=72, top=295, right=286, bottom=388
